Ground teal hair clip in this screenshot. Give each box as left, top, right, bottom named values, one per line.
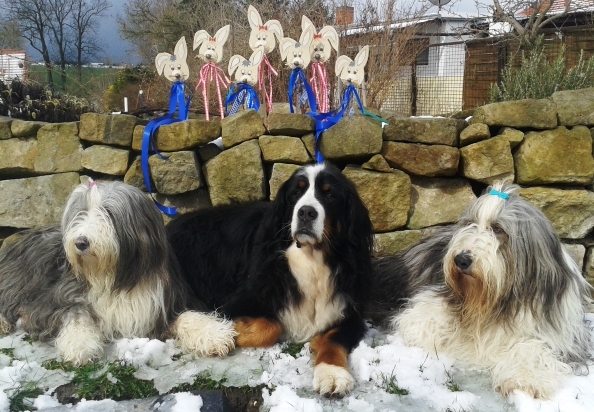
left=489, top=189, right=509, bottom=200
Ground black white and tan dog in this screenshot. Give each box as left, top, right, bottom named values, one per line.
left=369, top=183, right=593, bottom=399
left=0, top=181, right=236, bottom=365
left=166, top=163, right=374, bottom=396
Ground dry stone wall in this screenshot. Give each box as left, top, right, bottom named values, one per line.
left=1, top=87, right=594, bottom=287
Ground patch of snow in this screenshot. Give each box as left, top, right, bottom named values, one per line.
left=33, top=394, right=61, bottom=409
left=70, top=399, right=117, bottom=411
left=262, top=385, right=322, bottom=412
left=172, top=392, right=203, bottom=412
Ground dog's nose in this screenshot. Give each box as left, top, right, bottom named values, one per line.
left=315, top=53, right=321, bottom=60
left=298, top=206, right=318, bottom=223
left=454, top=253, right=472, bottom=270
left=75, top=236, right=89, bottom=252
left=293, top=61, right=300, bottom=67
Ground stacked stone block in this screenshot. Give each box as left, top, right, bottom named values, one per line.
left=1, top=87, right=594, bottom=287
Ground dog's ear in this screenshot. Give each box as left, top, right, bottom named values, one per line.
left=215, top=25, right=231, bottom=46
left=250, top=49, right=264, bottom=67
left=193, top=30, right=210, bottom=51
left=299, top=22, right=315, bottom=48
left=248, top=5, right=263, bottom=30
left=228, top=54, right=243, bottom=76
left=335, top=55, right=351, bottom=77
left=319, top=26, right=339, bottom=52
left=267, top=20, right=284, bottom=43
left=155, top=53, right=171, bottom=75
left=355, top=45, right=370, bottom=67
left=345, top=179, right=374, bottom=256
left=280, top=38, right=295, bottom=61
left=301, top=15, right=314, bottom=32
left=174, top=36, right=187, bottom=61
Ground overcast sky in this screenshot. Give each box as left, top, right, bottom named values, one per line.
left=26, top=0, right=494, bottom=64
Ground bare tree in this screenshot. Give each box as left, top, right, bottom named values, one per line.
left=0, top=18, right=24, bottom=49
left=5, top=0, right=55, bottom=88
left=69, top=0, right=111, bottom=82
left=45, top=0, right=73, bottom=91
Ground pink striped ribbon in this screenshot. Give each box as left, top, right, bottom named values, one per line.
left=310, top=62, right=329, bottom=113
left=196, top=62, right=230, bottom=121
left=257, top=54, right=278, bottom=113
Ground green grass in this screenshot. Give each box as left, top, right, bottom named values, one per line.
left=281, top=342, right=305, bottom=358
left=445, top=370, right=462, bottom=392
left=28, top=65, right=118, bottom=98
left=381, top=374, right=409, bottom=396
left=0, top=348, right=14, bottom=358
left=9, top=384, right=43, bottom=412
left=22, top=335, right=33, bottom=344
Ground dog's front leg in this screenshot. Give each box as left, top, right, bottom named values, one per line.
left=233, top=317, right=283, bottom=347
left=310, top=315, right=366, bottom=397
left=55, top=311, right=103, bottom=366
left=170, top=311, right=236, bottom=357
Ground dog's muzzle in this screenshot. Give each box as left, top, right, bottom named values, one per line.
left=454, top=252, right=473, bottom=271
left=295, top=205, right=318, bottom=238
left=75, top=236, right=90, bottom=254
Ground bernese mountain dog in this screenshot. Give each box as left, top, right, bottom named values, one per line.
left=166, top=163, right=373, bottom=396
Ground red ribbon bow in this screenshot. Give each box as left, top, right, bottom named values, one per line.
left=259, top=25, right=268, bottom=31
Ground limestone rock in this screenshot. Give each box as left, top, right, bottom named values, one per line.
left=0, top=172, right=80, bottom=228
left=459, top=136, right=514, bottom=184
left=382, top=142, right=459, bottom=177
left=81, top=145, right=130, bottom=176
left=131, top=125, right=144, bottom=151
left=301, top=133, right=316, bottom=158
left=380, top=109, right=408, bottom=120
left=362, top=154, right=392, bottom=172
left=562, top=243, right=586, bottom=271
left=155, top=189, right=212, bottom=224
left=149, top=151, right=202, bottom=195
left=552, top=87, right=594, bottom=127
left=514, top=126, right=594, bottom=185
left=155, top=119, right=221, bottom=151
left=519, top=187, right=594, bottom=239
left=373, top=230, right=424, bottom=257
left=497, top=127, right=524, bottom=148
left=10, top=119, right=47, bottom=137
left=269, top=163, right=301, bottom=201
left=383, top=118, right=465, bottom=146
left=408, top=177, right=476, bottom=229
left=124, top=156, right=149, bottom=192
left=472, top=99, right=557, bottom=129
left=586, top=248, right=594, bottom=288
left=221, top=110, right=266, bottom=149
left=459, top=123, right=490, bottom=146
left=0, top=116, right=12, bottom=140
left=79, top=113, right=137, bottom=146
left=320, top=116, right=382, bottom=161
left=269, top=103, right=293, bottom=114
left=204, top=140, right=265, bottom=206
left=342, top=166, right=411, bottom=232
left=259, top=135, right=311, bottom=164
left=34, top=122, right=83, bottom=173
left=0, top=137, right=37, bottom=175
left=198, top=143, right=222, bottom=163
left=266, top=113, right=315, bottom=136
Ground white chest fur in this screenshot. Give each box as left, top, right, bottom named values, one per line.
left=280, top=243, right=346, bottom=342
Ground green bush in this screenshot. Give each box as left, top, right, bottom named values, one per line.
left=490, top=36, right=594, bottom=102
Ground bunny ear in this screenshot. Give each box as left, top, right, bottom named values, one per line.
left=319, top=26, right=339, bottom=52
left=248, top=5, right=263, bottom=30
left=299, top=23, right=315, bottom=47
left=155, top=53, right=171, bottom=75
left=215, top=25, right=231, bottom=45
left=193, top=30, right=210, bottom=50
left=228, top=54, right=243, bottom=76
left=280, top=38, right=294, bottom=60
left=356, top=45, right=370, bottom=67
left=335, top=55, right=352, bottom=76
left=266, top=20, right=284, bottom=42
left=250, top=49, right=264, bottom=66
left=174, top=37, right=187, bottom=60
left=302, top=15, right=314, bottom=32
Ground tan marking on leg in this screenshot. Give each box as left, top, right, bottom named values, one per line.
left=310, top=328, right=348, bottom=368
left=234, top=317, right=283, bottom=348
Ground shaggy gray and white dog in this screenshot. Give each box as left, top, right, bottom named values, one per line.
left=0, top=181, right=235, bottom=365
left=369, top=183, right=592, bottom=399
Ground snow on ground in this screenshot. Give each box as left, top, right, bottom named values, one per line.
left=0, top=318, right=592, bottom=412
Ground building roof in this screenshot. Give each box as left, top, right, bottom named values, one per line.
left=518, top=0, right=594, bottom=16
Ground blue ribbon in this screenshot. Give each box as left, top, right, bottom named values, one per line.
left=489, top=189, right=509, bottom=200
left=288, top=67, right=317, bottom=114
left=141, top=81, right=191, bottom=216
left=307, top=84, right=364, bottom=163
left=225, top=83, right=260, bottom=116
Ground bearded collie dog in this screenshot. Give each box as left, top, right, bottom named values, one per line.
left=0, top=181, right=236, bottom=365
left=369, top=183, right=592, bottom=399
left=166, top=163, right=374, bottom=396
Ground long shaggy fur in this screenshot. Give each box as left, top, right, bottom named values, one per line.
left=0, top=181, right=235, bottom=365
left=369, top=183, right=593, bottom=399
left=166, top=163, right=374, bottom=396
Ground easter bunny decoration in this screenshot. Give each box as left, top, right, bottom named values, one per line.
left=302, top=16, right=339, bottom=113
left=226, top=49, right=265, bottom=115
left=247, top=5, right=284, bottom=113
left=279, top=23, right=317, bottom=113
left=193, top=25, right=231, bottom=120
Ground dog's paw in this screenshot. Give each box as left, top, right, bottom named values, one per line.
left=313, top=363, right=354, bottom=397
left=172, top=311, right=236, bottom=357
left=497, top=380, right=551, bottom=400
left=55, top=317, right=103, bottom=366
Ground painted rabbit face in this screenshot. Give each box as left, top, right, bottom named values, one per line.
left=155, top=37, right=190, bottom=82
left=302, top=16, right=339, bottom=63
left=193, top=25, right=230, bottom=63
left=335, top=45, right=369, bottom=87
left=279, top=24, right=315, bottom=70
left=228, top=49, right=264, bottom=85
left=248, top=5, right=284, bottom=54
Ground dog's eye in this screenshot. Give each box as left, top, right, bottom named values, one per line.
left=320, top=45, right=324, bottom=51
left=170, top=64, right=174, bottom=70
left=322, top=184, right=332, bottom=197
left=298, top=52, right=302, bottom=57
left=257, top=35, right=261, bottom=40
left=248, top=71, right=252, bottom=75
left=241, top=69, right=245, bottom=75
left=263, top=35, right=267, bottom=40
left=293, top=52, right=297, bottom=57
left=491, top=224, right=506, bottom=236
left=353, top=70, right=357, bottom=74
left=177, top=65, right=181, bottom=70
